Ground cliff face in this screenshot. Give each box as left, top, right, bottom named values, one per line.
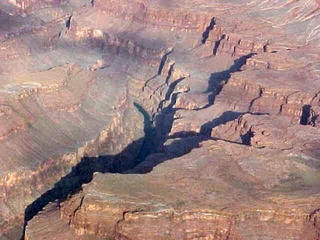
left=56, top=139, right=320, bottom=240
left=0, top=0, right=319, bottom=239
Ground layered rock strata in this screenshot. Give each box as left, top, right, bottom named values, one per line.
left=0, top=0, right=319, bottom=239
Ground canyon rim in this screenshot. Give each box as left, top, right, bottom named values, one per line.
left=0, top=0, right=319, bottom=239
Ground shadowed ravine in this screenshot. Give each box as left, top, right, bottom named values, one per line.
left=19, top=36, right=320, bottom=239
left=1, top=0, right=320, bottom=239
left=21, top=54, right=255, bottom=239
left=21, top=113, right=201, bottom=239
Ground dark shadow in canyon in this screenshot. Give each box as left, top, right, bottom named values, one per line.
left=22, top=77, right=191, bottom=239
left=200, top=111, right=270, bottom=137
left=21, top=138, right=145, bottom=239
left=213, top=34, right=225, bottom=55
left=22, top=52, right=256, bottom=239
left=240, top=129, right=254, bottom=145
left=201, top=17, right=216, bottom=44
left=200, top=111, right=270, bottom=146
left=23, top=110, right=253, bottom=238
left=200, top=111, right=243, bottom=135
left=22, top=112, right=249, bottom=239
left=206, top=53, right=255, bottom=106
left=21, top=128, right=211, bottom=239
left=300, top=104, right=311, bottom=125
left=134, top=102, right=156, bottom=161
left=22, top=67, right=251, bottom=239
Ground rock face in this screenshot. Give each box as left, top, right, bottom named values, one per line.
left=59, top=140, right=320, bottom=240
left=0, top=0, right=319, bottom=239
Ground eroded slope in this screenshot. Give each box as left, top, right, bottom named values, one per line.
left=0, top=0, right=319, bottom=239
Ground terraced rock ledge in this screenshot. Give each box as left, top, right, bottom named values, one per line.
left=0, top=0, right=319, bottom=239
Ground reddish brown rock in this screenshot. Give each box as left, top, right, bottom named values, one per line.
left=0, top=0, right=319, bottom=239
left=27, top=139, right=320, bottom=239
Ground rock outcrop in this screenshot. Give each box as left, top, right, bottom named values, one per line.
left=0, top=0, right=319, bottom=239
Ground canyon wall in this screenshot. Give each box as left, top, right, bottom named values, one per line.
left=0, top=0, right=319, bottom=239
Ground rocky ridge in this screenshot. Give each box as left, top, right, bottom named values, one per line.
left=0, top=0, right=319, bottom=239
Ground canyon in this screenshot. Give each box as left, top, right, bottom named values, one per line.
left=0, top=0, right=319, bottom=239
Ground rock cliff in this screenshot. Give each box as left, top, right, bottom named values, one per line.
left=0, top=0, right=319, bottom=239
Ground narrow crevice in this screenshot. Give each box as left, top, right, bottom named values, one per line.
left=152, top=77, right=188, bottom=152
left=134, top=102, right=156, bottom=161
left=201, top=17, right=216, bottom=44
left=300, top=104, right=311, bottom=125
left=157, top=77, right=186, bottom=113
left=129, top=75, right=190, bottom=174
left=213, top=34, right=226, bottom=55
left=153, top=62, right=176, bottom=94
left=262, top=40, right=270, bottom=53
left=278, top=104, right=284, bottom=115
left=70, top=196, right=84, bottom=225
left=263, top=44, right=268, bottom=52
left=248, top=87, right=263, bottom=112
left=66, top=16, right=72, bottom=29
left=164, top=63, right=175, bottom=85
left=165, top=77, right=185, bottom=101
left=140, top=74, right=158, bottom=94
left=158, top=48, right=174, bottom=75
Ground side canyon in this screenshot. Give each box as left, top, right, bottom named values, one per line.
left=0, top=0, right=319, bottom=239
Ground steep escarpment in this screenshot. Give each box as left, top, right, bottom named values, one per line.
left=30, top=117, right=320, bottom=240
left=0, top=0, right=319, bottom=239
left=0, top=3, right=158, bottom=238
left=0, top=57, right=146, bottom=238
